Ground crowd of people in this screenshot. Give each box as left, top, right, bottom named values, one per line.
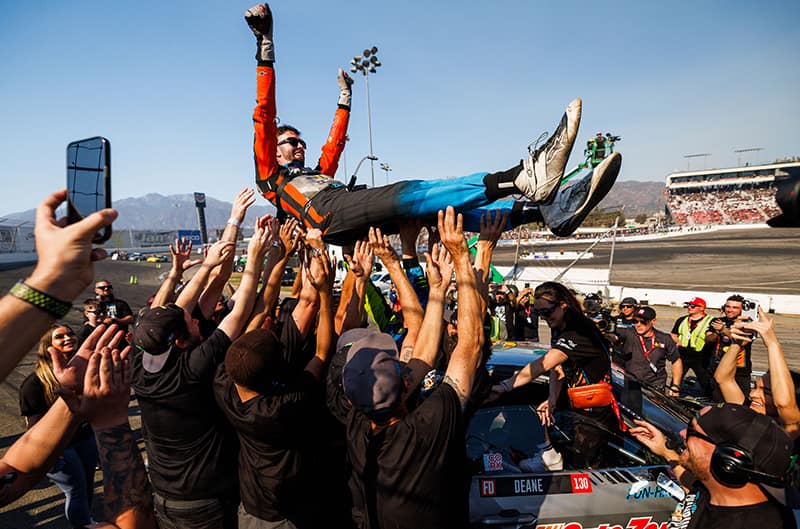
left=667, top=185, right=782, bottom=226
left=0, top=4, right=798, bottom=529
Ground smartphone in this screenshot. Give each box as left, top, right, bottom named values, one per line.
left=67, top=137, right=111, bottom=243
left=741, top=298, right=760, bottom=322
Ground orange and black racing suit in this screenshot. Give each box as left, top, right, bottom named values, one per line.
left=252, top=64, right=541, bottom=246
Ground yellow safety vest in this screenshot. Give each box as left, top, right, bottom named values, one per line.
left=677, top=315, right=713, bottom=351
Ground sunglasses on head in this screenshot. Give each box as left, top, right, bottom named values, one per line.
left=277, top=137, right=307, bottom=148
left=532, top=303, right=558, bottom=317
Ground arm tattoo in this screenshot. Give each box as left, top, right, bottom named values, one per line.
left=96, top=424, right=154, bottom=521
left=400, top=344, right=414, bottom=363
left=443, top=375, right=469, bottom=410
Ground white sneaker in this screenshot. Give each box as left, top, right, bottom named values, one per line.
left=514, top=98, right=582, bottom=204
left=540, top=151, right=622, bottom=237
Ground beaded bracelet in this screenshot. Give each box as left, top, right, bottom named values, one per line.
left=9, top=281, right=71, bottom=318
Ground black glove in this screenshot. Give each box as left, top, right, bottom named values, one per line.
left=245, top=4, right=274, bottom=63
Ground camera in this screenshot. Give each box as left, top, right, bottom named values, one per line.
left=741, top=298, right=760, bottom=321
left=583, top=293, right=616, bottom=333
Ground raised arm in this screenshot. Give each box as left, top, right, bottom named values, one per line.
left=246, top=217, right=300, bottom=332
left=317, top=68, right=352, bottom=176
left=198, top=189, right=257, bottom=318
left=0, top=189, right=116, bottom=382
left=174, top=240, right=234, bottom=314
left=408, top=242, right=454, bottom=367
left=151, top=238, right=201, bottom=308
left=473, top=209, right=509, bottom=313
left=713, top=341, right=746, bottom=404
left=739, top=308, right=800, bottom=437
left=335, top=240, right=373, bottom=334
left=217, top=216, right=270, bottom=341
left=439, top=207, right=483, bottom=409
left=369, top=227, right=424, bottom=359
left=302, top=232, right=335, bottom=381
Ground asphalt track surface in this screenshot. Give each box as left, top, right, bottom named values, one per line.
left=1, top=226, right=799, bottom=527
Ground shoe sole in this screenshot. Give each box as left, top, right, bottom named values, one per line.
left=549, top=151, right=622, bottom=237
left=538, top=98, right=582, bottom=205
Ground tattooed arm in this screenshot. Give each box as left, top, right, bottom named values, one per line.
left=82, top=347, right=155, bottom=529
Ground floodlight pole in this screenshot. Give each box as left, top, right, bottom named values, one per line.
left=351, top=46, right=382, bottom=188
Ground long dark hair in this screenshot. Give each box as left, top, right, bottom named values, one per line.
left=533, top=281, right=600, bottom=336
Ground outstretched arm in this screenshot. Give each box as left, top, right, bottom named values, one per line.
left=369, top=227, right=424, bottom=360
left=303, top=231, right=335, bottom=381
left=174, top=241, right=235, bottom=315
left=439, top=207, right=483, bottom=409
left=151, top=238, right=201, bottom=308
left=0, top=189, right=116, bottom=382
left=408, top=242, right=454, bottom=368
left=317, top=68, right=352, bottom=176
left=335, top=241, right=372, bottom=334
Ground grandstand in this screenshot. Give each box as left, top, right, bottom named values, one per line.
left=665, top=160, right=800, bottom=226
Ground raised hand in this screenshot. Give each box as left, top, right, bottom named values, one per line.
left=245, top=4, right=274, bottom=63
left=204, top=241, right=235, bottom=268
left=79, top=346, right=133, bottom=431
left=344, top=239, right=373, bottom=280
left=51, top=324, right=125, bottom=408
left=424, top=243, right=454, bottom=293
left=230, top=188, right=257, bottom=223
left=28, top=189, right=117, bottom=302
left=437, top=206, right=468, bottom=261
left=479, top=209, right=510, bottom=246
left=337, top=68, right=354, bottom=107
left=248, top=216, right=271, bottom=260
left=170, top=237, right=201, bottom=272
left=278, top=218, right=302, bottom=258
left=368, top=227, right=400, bottom=267
left=306, top=244, right=333, bottom=293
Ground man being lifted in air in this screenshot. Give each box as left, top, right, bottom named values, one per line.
left=246, top=4, right=622, bottom=245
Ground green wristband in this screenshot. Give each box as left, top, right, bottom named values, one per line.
left=9, top=281, right=71, bottom=318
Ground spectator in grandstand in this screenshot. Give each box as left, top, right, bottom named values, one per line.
left=0, top=189, right=117, bottom=383
left=709, top=294, right=753, bottom=399
left=671, top=296, right=718, bottom=397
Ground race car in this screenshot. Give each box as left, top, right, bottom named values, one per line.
left=467, top=342, right=696, bottom=529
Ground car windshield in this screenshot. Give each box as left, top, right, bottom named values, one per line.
left=370, top=272, right=386, bottom=282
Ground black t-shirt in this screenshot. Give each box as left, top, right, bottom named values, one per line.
left=214, top=367, right=319, bottom=524
left=513, top=304, right=539, bottom=340
left=345, top=382, right=468, bottom=529
left=131, top=328, right=238, bottom=500
left=616, top=327, right=680, bottom=387
left=712, top=317, right=752, bottom=375
left=550, top=323, right=611, bottom=388
left=18, top=373, right=93, bottom=444
left=669, top=482, right=796, bottom=528
left=100, top=298, right=134, bottom=331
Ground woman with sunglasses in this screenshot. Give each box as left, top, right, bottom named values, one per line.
left=18, top=324, right=98, bottom=527
left=491, top=281, right=618, bottom=468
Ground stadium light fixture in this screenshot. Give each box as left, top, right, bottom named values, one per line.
left=352, top=46, right=382, bottom=187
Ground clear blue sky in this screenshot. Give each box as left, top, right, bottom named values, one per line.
left=1, top=0, right=798, bottom=217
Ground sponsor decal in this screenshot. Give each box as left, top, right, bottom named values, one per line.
left=625, top=484, right=671, bottom=501
left=535, top=516, right=667, bottom=529
left=477, top=474, right=576, bottom=497
left=479, top=479, right=496, bottom=497
left=570, top=473, right=592, bottom=493
left=483, top=452, right=504, bottom=472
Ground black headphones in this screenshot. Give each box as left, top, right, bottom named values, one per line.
left=709, top=413, right=789, bottom=488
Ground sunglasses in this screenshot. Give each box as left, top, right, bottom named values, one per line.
left=685, top=417, right=716, bottom=445
left=96, top=285, right=112, bottom=290
left=277, top=137, right=307, bottom=149
left=685, top=304, right=699, bottom=309
left=532, top=303, right=558, bottom=317
left=633, top=318, right=651, bottom=325
left=620, top=304, right=634, bottom=308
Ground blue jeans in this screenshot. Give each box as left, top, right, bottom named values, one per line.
left=47, top=435, right=98, bottom=527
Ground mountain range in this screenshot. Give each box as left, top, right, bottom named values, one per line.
left=2, top=181, right=666, bottom=230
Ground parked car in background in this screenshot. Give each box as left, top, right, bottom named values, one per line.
left=127, top=252, right=144, bottom=262
left=146, top=255, right=168, bottom=263
left=370, top=271, right=392, bottom=295
left=281, top=267, right=297, bottom=286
